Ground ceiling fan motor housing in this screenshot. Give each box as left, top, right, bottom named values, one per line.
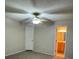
left=32, top=12, right=40, bottom=17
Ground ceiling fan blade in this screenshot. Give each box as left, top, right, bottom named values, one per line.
left=5, top=5, right=28, bottom=14
left=43, top=6, right=73, bottom=14
left=19, top=17, right=34, bottom=24
left=38, top=16, right=55, bottom=26
left=6, top=13, right=33, bottom=21
left=20, top=18, right=31, bottom=23
left=39, top=13, right=73, bottom=21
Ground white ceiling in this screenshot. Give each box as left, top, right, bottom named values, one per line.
left=5, top=0, right=73, bottom=22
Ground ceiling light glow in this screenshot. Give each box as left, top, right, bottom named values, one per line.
left=57, top=30, right=67, bottom=32
left=32, top=18, right=42, bottom=24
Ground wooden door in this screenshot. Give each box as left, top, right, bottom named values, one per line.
left=55, top=26, right=67, bottom=58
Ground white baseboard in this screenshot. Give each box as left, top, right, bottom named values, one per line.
left=5, top=49, right=26, bottom=56
left=33, top=50, right=54, bottom=56
left=6, top=49, right=54, bottom=56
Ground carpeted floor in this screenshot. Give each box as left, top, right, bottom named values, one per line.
left=5, top=51, right=52, bottom=59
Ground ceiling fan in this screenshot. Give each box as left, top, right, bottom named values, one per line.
left=5, top=4, right=72, bottom=25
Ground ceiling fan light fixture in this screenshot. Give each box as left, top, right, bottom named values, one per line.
left=32, top=18, right=42, bottom=24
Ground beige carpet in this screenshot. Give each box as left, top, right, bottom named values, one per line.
left=5, top=51, right=52, bottom=59
left=6, top=51, right=71, bottom=59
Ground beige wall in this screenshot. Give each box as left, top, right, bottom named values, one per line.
left=34, top=24, right=56, bottom=55
left=5, top=16, right=73, bottom=59
left=5, top=17, right=25, bottom=56
left=34, top=19, right=73, bottom=59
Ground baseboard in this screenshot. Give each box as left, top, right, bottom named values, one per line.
left=33, top=50, right=53, bottom=56
left=6, top=49, right=54, bottom=56
left=5, top=49, right=26, bottom=56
